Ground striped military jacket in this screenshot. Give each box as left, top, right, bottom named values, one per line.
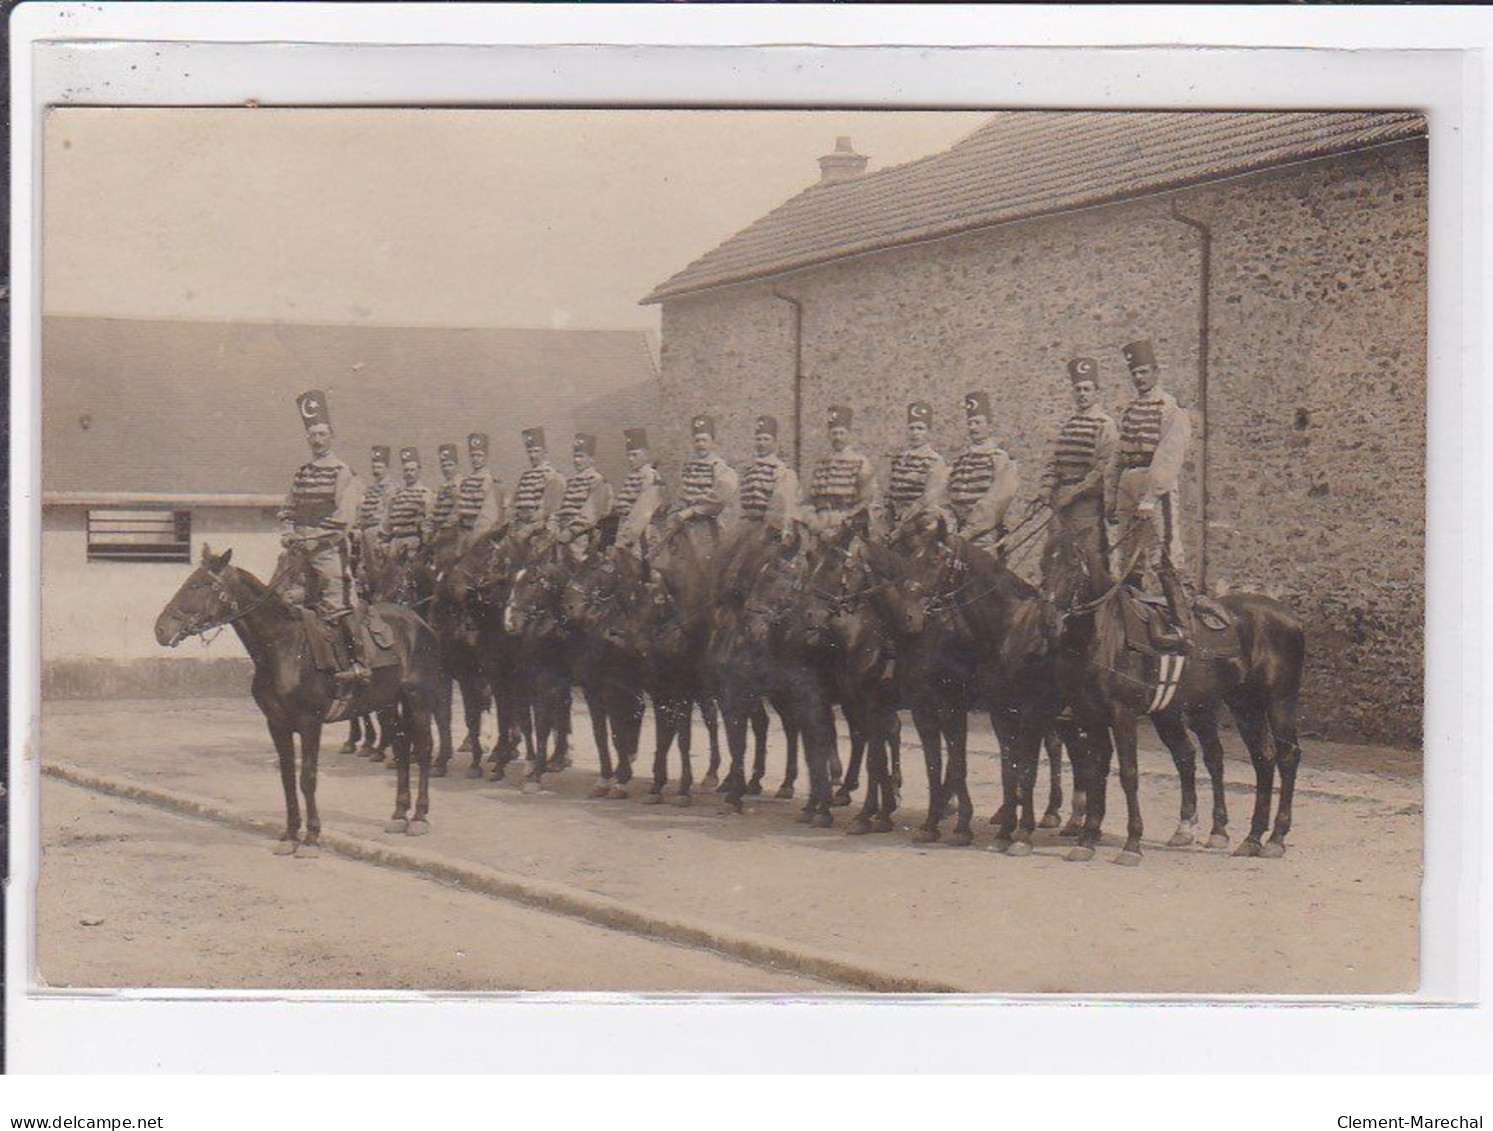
left=430, top=479, right=459, bottom=530
left=1047, top=409, right=1116, bottom=486
left=886, top=446, right=945, bottom=513
left=384, top=483, right=434, bottom=541
left=355, top=479, right=390, bottom=530
left=680, top=455, right=726, bottom=506
left=283, top=457, right=355, bottom=531
left=557, top=468, right=607, bottom=532
left=947, top=440, right=1005, bottom=511
left=738, top=456, right=786, bottom=519
left=513, top=464, right=560, bottom=522
left=455, top=469, right=497, bottom=529
left=807, top=450, right=872, bottom=511
left=615, top=464, right=663, bottom=523
left=1117, top=393, right=1169, bottom=471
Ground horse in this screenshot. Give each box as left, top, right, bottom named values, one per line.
left=1044, top=533, right=1307, bottom=862
left=154, top=544, right=443, bottom=855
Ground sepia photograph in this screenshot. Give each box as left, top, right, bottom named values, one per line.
left=34, top=102, right=1427, bottom=997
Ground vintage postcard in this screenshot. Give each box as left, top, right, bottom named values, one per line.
left=36, top=104, right=1426, bottom=997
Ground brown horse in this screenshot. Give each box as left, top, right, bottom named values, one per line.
left=1044, top=535, right=1307, bottom=863
left=154, top=544, right=444, bottom=855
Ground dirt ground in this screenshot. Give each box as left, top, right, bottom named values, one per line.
left=32, top=697, right=1422, bottom=994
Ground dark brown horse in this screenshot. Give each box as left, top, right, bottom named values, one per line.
left=1044, top=535, right=1307, bottom=863
left=154, top=544, right=444, bottom=855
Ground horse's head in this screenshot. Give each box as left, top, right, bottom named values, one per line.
left=503, top=558, right=563, bottom=637
left=559, top=550, right=623, bottom=633
left=155, top=544, right=237, bottom=647
left=860, top=538, right=936, bottom=639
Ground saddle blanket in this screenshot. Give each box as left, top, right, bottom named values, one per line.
left=1119, top=589, right=1237, bottom=658
left=1147, top=653, right=1187, bottom=714
left=299, top=607, right=400, bottom=675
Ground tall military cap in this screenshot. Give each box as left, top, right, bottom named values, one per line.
left=400, top=446, right=420, bottom=465
left=754, top=414, right=779, bottom=438
left=370, top=445, right=391, bottom=465
left=468, top=432, right=490, bottom=453
left=438, top=443, right=459, bottom=463
left=623, top=427, right=650, bottom=452
left=964, top=391, right=992, bottom=420
left=1067, top=357, right=1100, bottom=385
left=828, top=404, right=854, bottom=429
left=1122, top=339, right=1158, bottom=372
left=907, top=401, right=933, bottom=425
left=691, top=413, right=716, bottom=438
left=296, top=390, right=331, bottom=429
left=521, top=427, right=546, bottom=450
left=574, top=432, right=598, bottom=456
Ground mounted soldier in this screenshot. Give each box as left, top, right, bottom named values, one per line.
left=804, top=403, right=876, bottom=536
left=425, top=442, right=461, bottom=557
left=881, top=400, right=948, bottom=539
left=614, top=427, right=667, bottom=556
left=381, top=446, right=435, bottom=561
left=663, top=413, right=738, bottom=563
left=1041, top=357, right=1118, bottom=570
left=510, top=426, right=568, bottom=539
left=1107, top=337, right=1194, bottom=650
left=278, top=390, right=370, bottom=684
left=944, top=390, right=1019, bottom=556
left=352, top=444, right=391, bottom=582
left=737, top=414, right=800, bottom=531
left=453, top=431, right=507, bottom=555
left=552, top=432, right=614, bottom=559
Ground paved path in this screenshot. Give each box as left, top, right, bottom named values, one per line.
left=34, top=698, right=1421, bottom=994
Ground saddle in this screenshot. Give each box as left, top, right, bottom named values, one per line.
left=1118, top=587, right=1236, bottom=657
left=299, top=607, right=400, bottom=723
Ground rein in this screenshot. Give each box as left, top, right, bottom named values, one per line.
left=176, top=552, right=302, bottom=640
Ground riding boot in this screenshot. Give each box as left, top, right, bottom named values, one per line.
left=1155, top=567, right=1194, bottom=654
left=338, top=616, right=373, bottom=684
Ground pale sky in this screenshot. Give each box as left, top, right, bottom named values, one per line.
left=44, top=107, right=991, bottom=331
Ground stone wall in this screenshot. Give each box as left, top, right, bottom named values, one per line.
left=655, top=139, right=1428, bottom=745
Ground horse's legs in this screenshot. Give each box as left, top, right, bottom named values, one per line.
left=299, top=723, right=324, bottom=853
left=889, top=712, right=903, bottom=793
left=408, top=696, right=434, bottom=834
left=1186, top=704, right=1231, bottom=848
left=458, top=673, right=484, bottom=774
left=799, top=691, right=836, bottom=828
left=1152, top=708, right=1200, bottom=847
left=749, top=700, right=771, bottom=795
left=384, top=706, right=412, bottom=833
left=1111, top=708, right=1144, bottom=864
left=1072, top=722, right=1113, bottom=857
left=774, top=706, right=800, bottom=800
left=910, top=705, right=945, bottom=843
left=874, top=703, right=900, bottom=830
left=648, top=698, right=674, bottom=798
left=719, top=690, right=753, bottom=814
left=582, top=683, right=614, bottom=797
left=1265, top=692, right=1303, bottom=857
left=1055, top=720, right=1089, bottom=837
left=1040, top=729, right=1065, bottom=828
left=834, top=704, right=862, bottom=806
left=699, top=695, right=723, bottom=788
left=1227, top=694, right=1274, bottom=856
left=341, top=718, right=360, bottom=755
left=675, top=698, right=695, bottom=800
left=269, top=720, right=300, bottom=853
left=431, top=665, right=455, bottom=777
left=607, top=691, right=645, bottom=796
left=356, top=714, right=378, bottom=757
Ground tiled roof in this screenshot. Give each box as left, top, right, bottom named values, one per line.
left=42, top=317, right=659, bottom=499
left=643, top=110, right=1427, bottom=303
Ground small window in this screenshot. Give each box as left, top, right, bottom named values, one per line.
left=87, top=508, right=192, bottom=564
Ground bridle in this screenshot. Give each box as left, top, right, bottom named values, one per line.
left=170, top=552, right=300, bottom=642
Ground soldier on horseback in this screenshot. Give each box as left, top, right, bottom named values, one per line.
left=944, top=390, right=1019, bottom=555
left=425, top=442, right=461, bottom=553
left=663, top=413, right=738, bottom=561
left=614, top=427, right=667, bottom=556
left=352, top=444, right=391, bottom=582
left=881, top=400, right=948, bottom=538
left=1107, top=338, right=1194, bottom=651
left=452, top=432, right=507, bottom=555
left=381, top=446, right=435, bottom=560
left=279, top=390, right=371, bottom=685
left=1041, top=357, right=1118, bottom=569
left=737, top=414, right=800, bottom=531
left=805, top=404, right=876, bottom=536
left=552, top=433, right=614, bottom=558
left=510, top=427, right=567, bottom=539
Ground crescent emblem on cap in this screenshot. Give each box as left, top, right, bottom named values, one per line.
left=964, top=395, right=978, bottom=412
left=300, top=397, right=319, bottom=419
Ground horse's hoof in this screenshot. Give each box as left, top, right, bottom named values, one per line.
left=945, top=830, right=973, bottom=848
left=811, top=812, right=834, bottom=829
left=521, top=780, right=545, bottom=795
left=847, top=817, right=872, bottom=836
left=701, top=773, right=719, bottom=790
left=1059, top=823, right=1083, bottom=839
left=871, top=815, right=895, bottom=834
left=295, top=842, right=320, bottom=859
left=1112, top=850, right=1143, bottom=867
left=1261, top=840, right=1287, bottom=859
left=356, top=745, right=375, bottom=759
left=670, top=793, right=693, bottom=808
left=1065, top=845, right=1096, bottom=863
left=830, top=789, right=853, bottom=808
left=745, top=780, right=763, bottom=797
left=911, top=827, right=940, bottom=844
left=642, top=792, right=664, bottom=806
left=606, top=784, right=629, bottom=800
left=589, top=781, right=611, bottom=799
left=273, top=839, right=298, bottom=856
left=406, top=819, right=430, bottom=837
left=384, top=818, right=408, bottom=834
left=719, top=801, right=743, bottom=816
left=1167, top=824, right=1197, bottom=848
left=774, top=784, right=795, bottom=801
left=1206, top=832, right=1231, bottom=850
left=338, top=741, right=358, bottom=755
left=795, top=808, right=814, bottom=825
left=1004, top=840, right=1033, bottom=857
left=1233, top=840, right=1263, bottom=858
left=431, top=763, right=449, bottom=779
left=469, top=764, right=487, bottom=780
left=1039, top=812, right=1062, bottom=829
left=370, top=753, right=387, bottom=765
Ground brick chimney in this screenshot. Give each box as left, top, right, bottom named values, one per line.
left=818, top=136, right=869, bottom=185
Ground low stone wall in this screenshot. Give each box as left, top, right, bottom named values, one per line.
left=42, top=658, right=256, bottom=701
